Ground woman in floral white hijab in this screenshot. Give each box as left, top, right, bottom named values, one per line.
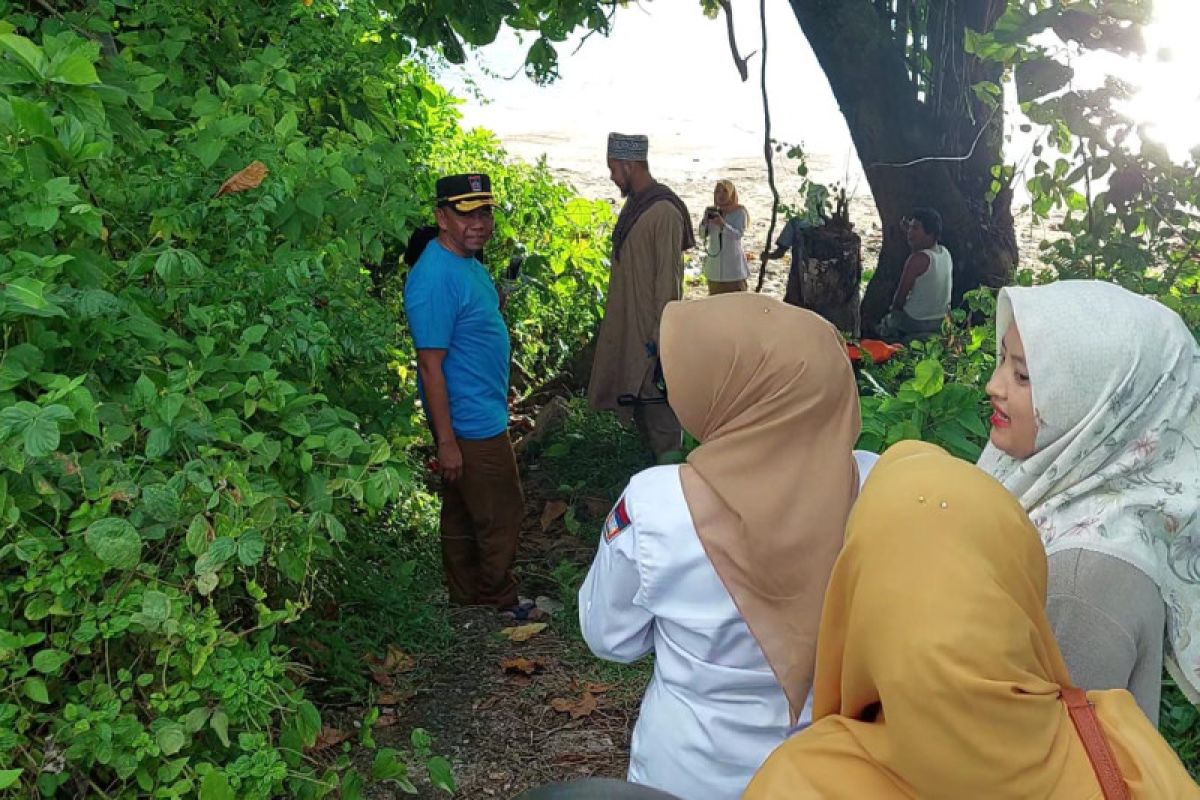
left=978, top=280, right=1200, bottom=719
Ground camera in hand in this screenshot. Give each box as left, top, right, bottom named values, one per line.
left=705, top=206, right=720, bottom=219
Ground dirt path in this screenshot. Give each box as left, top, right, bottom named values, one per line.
left=374, top=466, right=649, bottom=799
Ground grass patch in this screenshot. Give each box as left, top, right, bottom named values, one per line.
left=531, top=401, right=656, bottom=697
left=289, top=490, right=455, bottom=702
left=1161, top=676, right=1200, bottom=778
left=528, top=398, right=651, bottom=502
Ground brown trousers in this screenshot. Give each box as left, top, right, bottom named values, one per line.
left=440, top=431, right=524, bottom=607
left=707, top=278, right=748, bottom=295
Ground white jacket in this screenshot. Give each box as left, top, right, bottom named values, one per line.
left=579, top=452, right=879, bottom=800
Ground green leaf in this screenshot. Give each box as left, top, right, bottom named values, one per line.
left=372, top=748, right=408, bottom=782
left=199, top=770, right=234, bottom=800
left=85, top=518, right=142, bottom=569
left=24, top=677, right=50, bottom=704
left=156, top=722, right=186, bottom=756
left=365, top=466, right=402, bottom=509
left=0, top=769, right=22, bottom=790
left=186, top=516, right=211, bottom=556
left=6, top=277, right=52, bottom=311
left=297, top=189, right=324, bottom=219
left=196, top=572, right=219, bottom=596
left=145, top=427, right=172, bottom=459
left=296, top=701, right=321, bottom=747
left=274, top=110, right=298, bottom=139
left=49, top=53, right=100, bottom=86
left=326, top=427, right=364, bottom=459
left=195, top=536, right=235, bottom=574
left=0, top=33, right=48, bottom=78
left=141, top=590, right=171, bottom=622
left=426, top=756, right=456, bottom=794
left=184, top=707, right=211, bottom=734
left=10, top=97, right=53, bottom=138
left=25, top=404, right=72, bottom=457
left=31, top=648, right=71, bottom=675
left=274, top=70, right=296, bottom=94
left=908, top=359, right=945, bottom=399
left=280, top=414, right=310, bottom=437
left=237, top=530, right=265, bottom=566
left=210, top=709, right=230, bottom=747
left=190, top=136, right=226, bottom=169
left=142, top=484, right=181, bottom=522
left=241, top=324, right=269, bottom=345
left=329, top=166, right=355, bottom=192
left=133, top=374, right=157, bottom=407
left=160, top=393, right=185, bottom=425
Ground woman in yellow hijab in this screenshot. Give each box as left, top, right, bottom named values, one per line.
left=744, top=441, right=1198, bottom=800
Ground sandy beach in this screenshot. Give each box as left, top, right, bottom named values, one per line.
left=494, top=130, right=882, bottom=300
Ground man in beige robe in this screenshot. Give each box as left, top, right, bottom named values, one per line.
left=588, top=133, right=694, bottom=463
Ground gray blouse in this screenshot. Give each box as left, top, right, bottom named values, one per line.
left=1046, top=548, right=1164, bottom=723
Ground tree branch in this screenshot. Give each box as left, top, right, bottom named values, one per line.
left=717, top=0, right=754, bottom=82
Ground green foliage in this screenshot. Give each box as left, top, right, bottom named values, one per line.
left=531, top=399, right=650, bottom=502
left=0, top=1, right=611, bottom=795
left=1161, top=678, right=1200, bottom=780
left=857, top=289, right=997, bottom=461
left=969, top=1, right=1200, bottom=328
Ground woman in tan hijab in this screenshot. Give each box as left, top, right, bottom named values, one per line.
left=579, top=293, right=877, bottom=800
left=744, top=441, right=1199, bottom=800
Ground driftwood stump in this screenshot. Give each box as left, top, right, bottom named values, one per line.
left=783, top=191, right=862, bottom=337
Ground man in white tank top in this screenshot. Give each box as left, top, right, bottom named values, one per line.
left=879, top=207, right=953, bottom=342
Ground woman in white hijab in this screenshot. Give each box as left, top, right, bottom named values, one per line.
left=978, top=280, right=1200, bottom=721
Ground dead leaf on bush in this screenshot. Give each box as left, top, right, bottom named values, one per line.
left=498, top=656, right=544, bottom=675
left=550, top=691, right=598, bottom=720
left=214, top=160, right=268, bottom=197
left=500, top=622, right=547, bottom=642
left=540, top=500, right=569, bottom=531
left=308, top=726, right=350, bottom=752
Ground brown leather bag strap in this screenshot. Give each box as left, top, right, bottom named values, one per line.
left=1060, top=687, right=1131, bottom=800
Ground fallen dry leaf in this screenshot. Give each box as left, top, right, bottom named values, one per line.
left=214, top=160, right=269, bottom=197
left=498, top=656, right=544, bottom=676
left=375, top=691, right=412, bottom=706
left=307, top=725, right=350, bottom=752
left=540, top=500, right=569, bottom=531
left=585, top=682, right=614, bottom=695
left=383, top=644, right=414, bottom=673
left=500, top=622, right=547, bottom=642
left=550, top=691, right=598, bottom=720
left=372, top=712, right=398, bottom=729
left=368, top=670, right=394, bottom=687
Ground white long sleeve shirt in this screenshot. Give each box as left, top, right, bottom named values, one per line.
left=579, top=452, right=879, bottom=800
left=699, top=207, right=750, bottom=283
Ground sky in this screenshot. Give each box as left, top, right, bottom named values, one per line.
left=443, top=0, right=1200, bottom=168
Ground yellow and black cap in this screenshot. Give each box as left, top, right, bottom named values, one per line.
left=436, top=173, right=497, bottom=213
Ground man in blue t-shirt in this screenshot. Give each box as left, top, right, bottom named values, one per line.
left=404, top=173, right=524, bottom=611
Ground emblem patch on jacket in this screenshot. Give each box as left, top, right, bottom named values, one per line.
left=604, top=497, right=631, bottom=543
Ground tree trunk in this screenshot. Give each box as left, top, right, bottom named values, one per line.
left=785, top=193, right=863, bottom=337
left=786, top=0, right=1017, bottom=334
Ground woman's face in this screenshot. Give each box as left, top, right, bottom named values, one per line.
left=985, top=324, right=1038, bottom=458
left=714, top=183, right=730, bottom=206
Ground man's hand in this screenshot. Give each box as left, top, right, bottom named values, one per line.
left=437, top=439, right=464, bottom=482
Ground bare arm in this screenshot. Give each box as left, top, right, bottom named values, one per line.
left=416, top=349, right=463, bottom=482
left=890, top=251, right=931, bottom=312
